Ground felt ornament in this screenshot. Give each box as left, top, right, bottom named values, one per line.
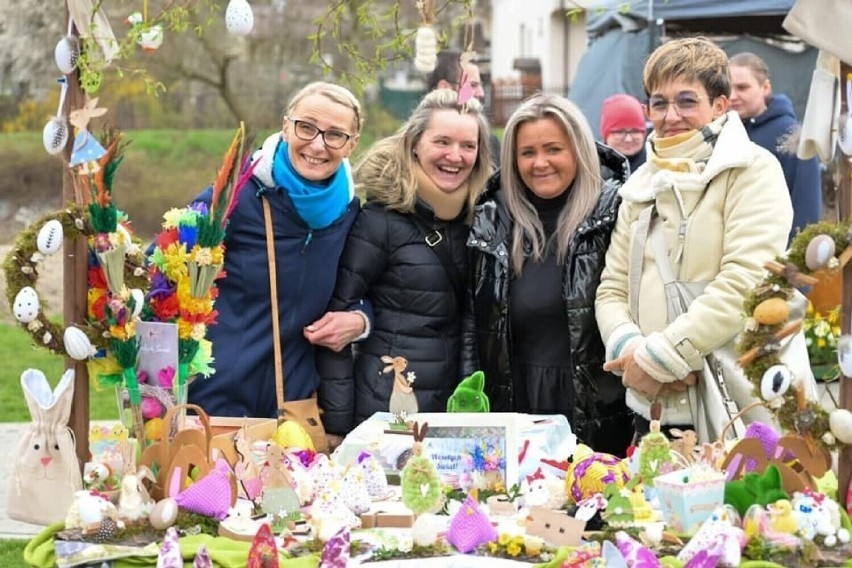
left=309, top=483, right=362, bottom=541
left=172, top=458, right=236, bottom=520
left=638, top=417, right=674, bottom=488
left=401, top=422, right=443, bottom=515
left=320, top=526, right=351, bottom=568
left=615, top=530, right=661, bottom=568
left=309, top=453, right=343, bottom=499
left=601, top=482, right=634, bottom=528
left=565, top=444, right=631, bottom=503
left=358, top=451, right=389, bottom=498
left=341, top=464, right=372, bottom=514
left=383, top=355, right=418, bottom=416
left=447, top=370, right=490, bottom=412
left=724, top=464, right=789, bottom=518
left=445, top=494, right=497, bottom=553
left=157, top=527, right=182, bottom=568
left=246, top=524, right=279, bottom=568
left=676, top=507, right=745, bottom=567
left=740, top=421, right=781, bottom=472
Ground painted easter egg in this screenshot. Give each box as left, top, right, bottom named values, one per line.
left=43, top=116, right=69, bottom=155
left=13, top=286, right=40, bottom=323
left=760, top=364, right=792, bottom=401
left=564, top=444, right=630, bottom=504
left=225, top=0, right=254, bottom=36
left=36, top=219, right=64, bottom=255
left=829, top=409, right=852, bottom=445
left=804, top=234, right=836, bottom=271
left=54, top=35, right=80, bottom=74
left=149, top=497, right=179, bottom=530
left=63, top=326, right=93, bottom=361
left=753, top=297, right=789, bottom=326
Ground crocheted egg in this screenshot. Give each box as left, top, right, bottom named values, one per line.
left=753, top=297, right=789, bottom=326
left=273, top=421, right=315, bottom=450
left=564, top=444, right=630, bottom=504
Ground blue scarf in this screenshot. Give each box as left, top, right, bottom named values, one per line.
left=271, top=140, right=352, bottom=229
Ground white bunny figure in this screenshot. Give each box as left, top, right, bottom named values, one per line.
left=7, top=368, right=83, bottom=525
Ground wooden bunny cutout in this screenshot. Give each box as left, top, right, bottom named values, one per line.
left=234, top=426, right=262, bottom=503
left=383, top=355, right=418, bottom=416
left=68, top=97, right=108, bottom=173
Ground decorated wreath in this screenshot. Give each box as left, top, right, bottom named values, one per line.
left=738, top=221, right=852, bottom=452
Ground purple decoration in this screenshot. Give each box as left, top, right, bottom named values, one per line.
left=615, top=531, right=662, bottom=568
left=193, top=544, right=213, bottom=568
left=743, top=422, right=780, bottom=472
left=357, top=451, right=373, bottom=464
left=320, top=526, right=350, bottom=568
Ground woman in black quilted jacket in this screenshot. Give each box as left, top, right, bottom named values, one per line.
left=310, top=89, right=492, bottom=444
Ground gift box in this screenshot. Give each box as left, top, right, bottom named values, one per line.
left=653, top=468, right=725, bottom=535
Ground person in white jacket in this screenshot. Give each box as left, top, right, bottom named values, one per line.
left=595, top=37, right=793, bottom=439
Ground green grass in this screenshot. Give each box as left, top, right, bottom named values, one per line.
left=0, top=322, right=116, bottom=422
left=0, top=540, right=27, bottom=567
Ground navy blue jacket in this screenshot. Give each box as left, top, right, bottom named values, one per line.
left=188, top=135, right=359, bottom=418
left=742, top=94, right=821, bottom=241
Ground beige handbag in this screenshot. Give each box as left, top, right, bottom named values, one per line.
left=262, top=196, right=330, bottom=454
left=783, top=0, right=852, bottom=64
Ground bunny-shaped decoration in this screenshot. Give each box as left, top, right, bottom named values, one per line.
left=117, top=439, right=156, bottom=521
left=383, top=355, right=418, bottom=416
left=234, top=428, right=262, bottom=503
left=68, top=97, right=108, bottom=173
left=260, top=444, right=301, bottom=516
left=447, top=370, right=489, bottom=412
left=401, top=422, right=442, bottom=515
left=7, top=368, right=83, bottom=525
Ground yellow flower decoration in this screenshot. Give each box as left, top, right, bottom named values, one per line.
left=162, top=208, right=187, bottom=229
left=506, top=542, right=522, bottom=557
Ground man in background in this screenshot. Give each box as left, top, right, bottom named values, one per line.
left=730, top=51, right=822, bottom=241
left=428, top=50, right=501, bottom=170
left=599, top=93, right=647, bottom=173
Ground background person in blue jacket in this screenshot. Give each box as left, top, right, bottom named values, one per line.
left=188, top=82, right=365, bottom=418
left=730, top=52, right=822, bottom=242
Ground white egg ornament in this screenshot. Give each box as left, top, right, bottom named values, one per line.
left=760, top=364, right=792, bottom=402
left=36, top=219, right=64, bottom=255
left=64, top=327, right=94, bottom=361
left=43, top=116, right=69, bottom=155
left=829, top=409, right=852, bottom=445
left=54, top=35, right=80, bottom=74
left=149, top=497, right=179, bottom=530
left=13, top=287, right=40, bottom=323
left=225, top=0, right=254, bottom=36
left=804, top=234, right=836, bottom=271
left=414, top=26, right=438, bottom=73
left=130, top=288, right=145, bottom=318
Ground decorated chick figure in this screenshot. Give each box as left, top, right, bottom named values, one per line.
left=767, top=499, right=798, bottom=534
left=401, top=422, right=443, bottom=515
left=627, top=480, right=654, bottom=521
left=447, top=370, right=490, bottom=412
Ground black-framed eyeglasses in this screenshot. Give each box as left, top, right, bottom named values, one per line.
left=288, top=118, right=352, bottom=149
left=645, top=94, right=706, bottom=120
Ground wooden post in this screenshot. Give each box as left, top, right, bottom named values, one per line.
left=839, top=61, right=852, bottom=512
left=62, top=15, right=90, bottom=472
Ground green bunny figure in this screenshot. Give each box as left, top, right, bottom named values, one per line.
left=447, top=371, right=489, bottom=412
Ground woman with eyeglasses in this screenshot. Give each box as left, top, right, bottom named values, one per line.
left=187, top=81, right=364, bottom=419
left=309, top=89, right=492, bottom=445
left=596, top=37, right=792, bottom=439
left=600, top=93, right=648, bottom=173
left=460, top=93, right=634, bottom=457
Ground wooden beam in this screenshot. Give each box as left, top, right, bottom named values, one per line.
left=839, top=61, right=852, bottom=513
left=62, top=15, right=89, bottom=473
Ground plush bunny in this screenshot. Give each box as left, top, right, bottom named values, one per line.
left=447, top=371, right=489, bottom=412
left=7, top=368, right=82, bottom=525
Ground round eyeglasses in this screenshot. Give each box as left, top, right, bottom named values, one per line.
left=645, top=94, right=706, bottom=120
left=288, top=118, right=352, bottom=149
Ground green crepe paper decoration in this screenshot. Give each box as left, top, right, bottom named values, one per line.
left=447, top=370, right=490, bottom=412
left=401, top=451, right=443, bottom=515
left=724, top=464, right=789, bottom=518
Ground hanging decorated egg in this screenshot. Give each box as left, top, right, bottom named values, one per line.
left=414, top=26, right=438, bottom=73
left=138, top=25, right=164, bottom=51
left=43, top=117, right=69, bottom=155
left=36, top=219, right=64, bottom=255
left=130, top=288, right=145, bottom=317
left=54, top=35, right=80, bottom=74
left=225, top=0, right=254, bottom=36
left=829, top=409, right=852, bottom=445
left=759, top=365, right=792, bottom=401
left=64, top=326, right=94, bottom=361
left=804, top=234, right=836, bottom=271
left=13, top=287, right=40, bottom=323
left=752, top=297, right=789, bottom=326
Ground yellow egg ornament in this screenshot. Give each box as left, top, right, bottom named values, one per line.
left=143, top=417, right=164, bottom=441
left=273, top=421, right=315, bottom=451
left=753, top=297, right=789, bottom=326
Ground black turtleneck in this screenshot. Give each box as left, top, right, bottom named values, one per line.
left=508, top=188, right=574, bottom=413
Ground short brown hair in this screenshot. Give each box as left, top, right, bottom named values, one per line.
left=642, top=37, right=731, bottom=100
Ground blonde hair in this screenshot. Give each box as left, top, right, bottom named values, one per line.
left=354, top=88, right=492, bottom=222
left=501, top=93, right=601, bottom=275
left=643, top=37, right=731, bottom=100
left=286, top=81, right=363, bottom=133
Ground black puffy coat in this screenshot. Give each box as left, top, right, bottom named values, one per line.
left=318, top=199, right=469, bottom=435
left=460, top=143, right=634, bottom=455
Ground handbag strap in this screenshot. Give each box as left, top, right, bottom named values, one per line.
left=262, top=196, right=287, bottom=416
left=409, top=213, right=465, bottom=305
